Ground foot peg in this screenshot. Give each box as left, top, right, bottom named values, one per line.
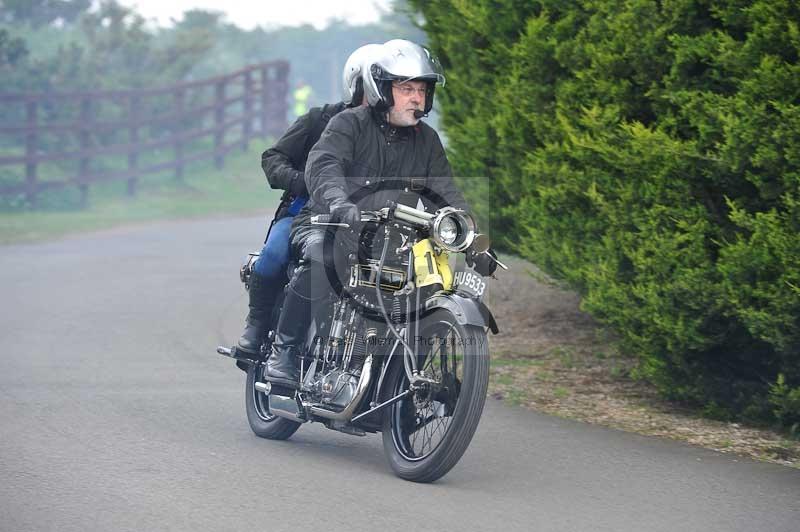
left=217, top=345, right=260, bottom=365
left=264, top=376, right=300, bottom=389
left=254, top=381, right=298, bottom=398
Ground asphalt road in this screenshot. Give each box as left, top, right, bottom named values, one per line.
left=1, top=216, right=798, bottom=532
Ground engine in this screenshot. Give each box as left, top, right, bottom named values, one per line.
left=307, top=303, right=373, bottom=411
left=314, top=369, right=361, bottom=409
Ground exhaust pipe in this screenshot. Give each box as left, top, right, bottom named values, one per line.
left=308, top=355, right=374, bottom=421
left=258, top=356, right=374, bottom=423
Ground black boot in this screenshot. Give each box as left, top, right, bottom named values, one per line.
left=266, top=284, right=314, bottom=388
left=236, top=272, right=276, bottom=361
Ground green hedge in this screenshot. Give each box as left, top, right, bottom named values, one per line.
left=410, top=0, right=800, bottom=429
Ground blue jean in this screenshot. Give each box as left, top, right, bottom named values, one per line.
left=254, top=215, right=293, bottom=280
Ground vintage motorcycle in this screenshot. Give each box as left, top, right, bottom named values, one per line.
left=218, top=202, right=505, bottom=483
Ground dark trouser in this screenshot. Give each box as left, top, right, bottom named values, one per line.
left=266, top=222, right=351, bottom=386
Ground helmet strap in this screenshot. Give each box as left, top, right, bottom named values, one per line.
left=376, top=79, right=394, bottom=112
left=350, top=78, right=364, bottom=108
left=424, top=82, right=436, bottom=114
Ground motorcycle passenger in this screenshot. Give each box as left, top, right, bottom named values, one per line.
left=265, top=39, right=497, bottom=388
left=234, top=43, right=383, bottom=361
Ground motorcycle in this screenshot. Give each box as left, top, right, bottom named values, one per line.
left=218, top=202, right=506, bottom=482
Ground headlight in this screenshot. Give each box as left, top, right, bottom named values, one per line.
left=438, top=216, right=459, bottom=245
left=431, top=207, right=477, bottom=252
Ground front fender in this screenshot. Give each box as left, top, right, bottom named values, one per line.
left=422, top=293, right=499, bottom=335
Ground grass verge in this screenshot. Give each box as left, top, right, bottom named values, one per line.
left=0, top=144, right=280, bottom=245
left=486, top=255, right=800, bottom=468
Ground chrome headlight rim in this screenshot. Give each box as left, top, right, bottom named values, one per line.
left=431, top=207, right=476, bottom=252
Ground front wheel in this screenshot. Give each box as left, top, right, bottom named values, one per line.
left=245, top=363, right=301, bottom=440
left=381, top=309, right=489, bottom=483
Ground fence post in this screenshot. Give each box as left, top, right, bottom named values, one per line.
left=25, top=100, right=38, bottom=208
left=242, top=69, right=253, bottom=151
left=265, top=61, right=289, bottom=138
left=78, top=97, right=91, bottom=208
left=260, top=65, right=269, bottom=138
left=214, top=79, right=226, bottom=169
left=174, top=87, right=185, bottom=182
left=127, top=95, right=139, bottom=196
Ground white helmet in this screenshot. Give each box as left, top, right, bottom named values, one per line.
left=362, top=39, right=446, bottom=114
left=342, top=43, right=383, bottom=105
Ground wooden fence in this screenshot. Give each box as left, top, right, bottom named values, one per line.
left=0, top=61, right=289, bottom=208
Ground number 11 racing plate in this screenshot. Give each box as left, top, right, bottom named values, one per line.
left=451, top=269, right=487, bottom=300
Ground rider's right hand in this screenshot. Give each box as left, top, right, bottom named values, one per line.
left=467, top=248, right=499, bottom=277
left=329, top=199, right=361, bottom=228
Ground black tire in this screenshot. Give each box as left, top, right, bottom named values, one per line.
left=245, top=363, right=302, bottom=440
left=381, top=309, right=489, bottom=483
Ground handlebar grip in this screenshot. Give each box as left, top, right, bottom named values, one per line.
left=311, top=214, right=333, bottom=224
left=311, top=211, right=380, bottom=226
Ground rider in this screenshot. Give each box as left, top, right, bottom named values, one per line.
left=234, top=43, right=383, bottom=362
left=265, top=39, right=497, bottom=388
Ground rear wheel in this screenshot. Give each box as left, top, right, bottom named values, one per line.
left=245, top=363, right=301, bottom=440
left=381, top=309, right=489, bottom=482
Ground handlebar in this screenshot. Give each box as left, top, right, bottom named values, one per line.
left=310, top=202, right=435, bottom=229
left=309, top=203, right=503, bottom=268
left=310, top=211, right=383, bottom=228
left=310, top=214, right=348, bottom=227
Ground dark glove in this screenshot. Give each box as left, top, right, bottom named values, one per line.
left=467, top=248, right=498, bottom=277
left=329, top=198, right=361, bottom=228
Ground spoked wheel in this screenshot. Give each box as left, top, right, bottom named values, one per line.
left=245, top=362, right=301, bottom=440
left=381, top=309, right=489, bottom=482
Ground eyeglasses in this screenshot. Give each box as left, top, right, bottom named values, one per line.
left=392, top=84, right=427, bottom=97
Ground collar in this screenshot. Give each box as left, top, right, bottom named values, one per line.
left=371, top=107, right=418, bottom=139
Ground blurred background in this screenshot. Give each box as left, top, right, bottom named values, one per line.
left=1, top=0, right=423, bottom=105
left=0, top=0, right=426, bottom=216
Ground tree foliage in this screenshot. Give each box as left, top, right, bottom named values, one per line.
left=1, top=1, right=425, bottom=103
left=1, top=0, right=91, bottom=27
left=409, top=0, right=800, bottom=426
left=1, top=1, right=214, bottom=93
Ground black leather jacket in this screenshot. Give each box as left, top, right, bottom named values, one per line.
left=261, top=102, right=348, bottom=218
left=301, top=106, right=468, bottom=219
